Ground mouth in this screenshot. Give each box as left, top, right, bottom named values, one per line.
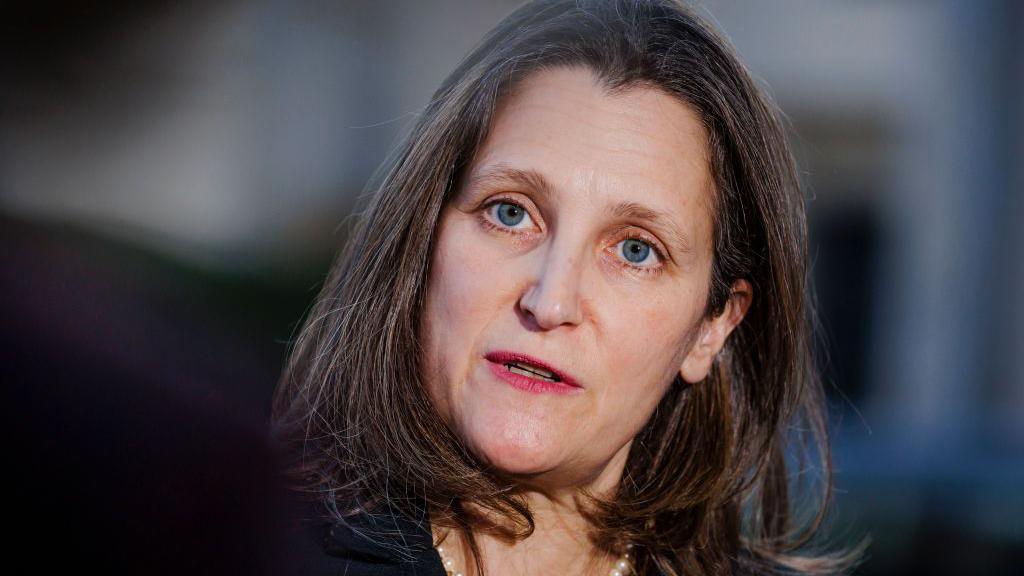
left=483, top=350, right=581, bottom=389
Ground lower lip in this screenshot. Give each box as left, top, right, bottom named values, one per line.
left=486, top=361, right=582, bottom=395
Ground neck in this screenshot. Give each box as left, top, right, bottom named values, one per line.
left=432, top=441, right=633, bottom=576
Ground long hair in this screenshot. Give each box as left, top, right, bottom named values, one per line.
left=271, top=1, right=865, bottom=574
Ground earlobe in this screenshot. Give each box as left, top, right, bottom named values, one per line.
left=678, top=279, right=753, bottom=384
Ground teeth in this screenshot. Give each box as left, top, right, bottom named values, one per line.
left=506, top=362, right=559, bottom=381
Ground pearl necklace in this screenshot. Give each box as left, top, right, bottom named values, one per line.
left=433, top=536, right=634, bottom=576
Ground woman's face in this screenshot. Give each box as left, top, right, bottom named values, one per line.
left=420, top=66, right=749, bottom=488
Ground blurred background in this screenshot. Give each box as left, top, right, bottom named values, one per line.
left=3, top=0, right=1021, bottom=573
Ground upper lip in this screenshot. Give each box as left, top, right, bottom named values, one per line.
left=484, top=350, right=582, bottom=388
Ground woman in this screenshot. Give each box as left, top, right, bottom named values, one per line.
left=272, top=1, right=864, bottom=574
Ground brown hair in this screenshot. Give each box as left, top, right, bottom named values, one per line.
left=271, top=1, right=865, bottom=574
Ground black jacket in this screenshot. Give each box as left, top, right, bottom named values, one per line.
left=285, top=496, right=446, bottom=576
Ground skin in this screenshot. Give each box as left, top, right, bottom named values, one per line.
left=420, top=65, right=751, bottom=575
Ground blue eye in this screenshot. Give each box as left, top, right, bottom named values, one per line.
left=620, top=238, right=653, bottom=264
left=495, top=202, right=527, bottom=227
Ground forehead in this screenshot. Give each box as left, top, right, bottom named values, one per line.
left=467, top=66, right=715, bottom=246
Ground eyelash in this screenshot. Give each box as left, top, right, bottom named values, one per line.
left=477, top=196, right=667, bottom=277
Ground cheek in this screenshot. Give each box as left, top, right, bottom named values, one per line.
left=420, top=218, right=518, bottom=406
left=587, top=281, right=707, bottom=440
left=604, top=283, right=704, bottom=382
left=426, top=220, right=512, bottom=331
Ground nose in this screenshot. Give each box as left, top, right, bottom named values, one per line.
left=518, top=243, right=585, bottom=330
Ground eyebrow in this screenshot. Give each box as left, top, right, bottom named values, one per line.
left=609, top=201, right=694, bottom=256
left=466, top=164, right=694, bottom=257
left=467, top=164, right=554, bottom=199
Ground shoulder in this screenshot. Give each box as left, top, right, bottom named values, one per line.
left=281, top=493, right=445, bottom=576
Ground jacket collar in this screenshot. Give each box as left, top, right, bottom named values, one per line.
left=319, top=497, right=436, bottom=566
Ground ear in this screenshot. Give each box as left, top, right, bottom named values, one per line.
left=679, top=279, right=753, bottom=384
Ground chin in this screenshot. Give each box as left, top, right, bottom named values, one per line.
left=461, top=411, right=565, bottom=476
